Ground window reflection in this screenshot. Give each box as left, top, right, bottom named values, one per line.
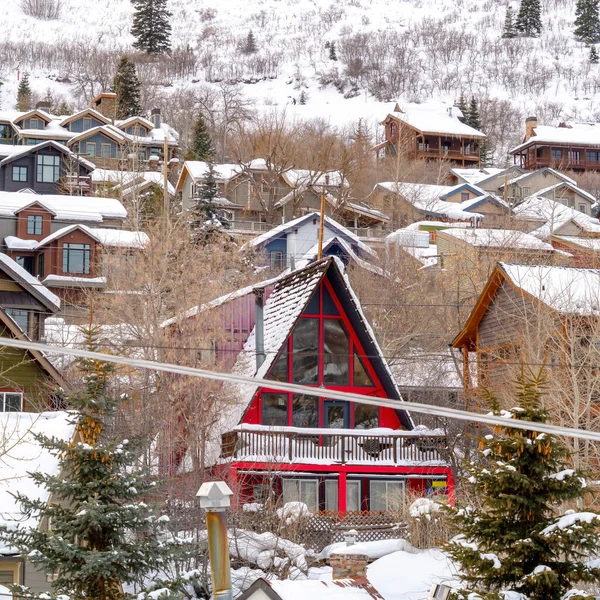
left=292, top=318, right=319, bottom=384
left=292, top=394, right=319, bottom=427
left=354, top=404, right=379, bottom=429
left=262, top=393, right=288, bottom=426
left=323, top=319, right=349, bottom=384
left=354, top=353, right=374, bottom=386
left=269, top=350, right=288, bottom=381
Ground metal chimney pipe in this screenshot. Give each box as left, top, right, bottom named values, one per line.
left=254, top=288, right=266, bottom=370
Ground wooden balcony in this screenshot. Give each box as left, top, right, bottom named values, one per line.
left=520, top=157, right=600, bottom=171
left=221, top=425, right=448, bottom=466
left=416, top=148, right=480, bottom=162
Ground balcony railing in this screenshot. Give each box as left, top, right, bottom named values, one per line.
left=221, top=424, right=448, bottom=465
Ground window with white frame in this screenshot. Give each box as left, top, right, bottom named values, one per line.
left=12, top=166, right=27, bottom=182
left=36, top=154, right=60, bottom=183
left=580, top=204, right=587, bottom=214
left=282, top=478, right=318, bottom=511
left=369, top=479, right=405, bottom=511
left=0, top=392, right=23, bottom=412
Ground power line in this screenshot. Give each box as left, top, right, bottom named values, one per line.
left=1, top=336, right=600, bottom=443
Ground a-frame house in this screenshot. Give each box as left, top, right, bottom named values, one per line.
left=164, top=257, right=453, bottom=512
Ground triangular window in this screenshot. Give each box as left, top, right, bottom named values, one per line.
left=303, top=289, right=320, bottom=315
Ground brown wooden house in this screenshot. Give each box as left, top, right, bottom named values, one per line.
left=378, top=104, right=486, bottom=166
left=510, top=116, right=600, bottom=172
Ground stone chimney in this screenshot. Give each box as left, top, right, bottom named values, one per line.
left=525, top=116, right=538, bottom=141
left=35, top=101, right=52, bottom=112
left=151, top=108, right=162, bottom=129
left=92, top=92, right=117, bottom=121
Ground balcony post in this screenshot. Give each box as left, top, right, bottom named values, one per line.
left=393, top=437, right=398, bottom=464
left=338, top=471, right=347, bottom=515
left=340, top=434, right=346, bottom=464
left=288, top=432, right=294, bottom=462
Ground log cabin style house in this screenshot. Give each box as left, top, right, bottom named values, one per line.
left=164, top=257, right=453, bottom=513
left=378, top=104, right=486, bottom=166
left=510, top=116, right=600, bottom=173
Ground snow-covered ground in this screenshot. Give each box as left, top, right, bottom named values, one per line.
left=2, top=0, right=600, bottom=158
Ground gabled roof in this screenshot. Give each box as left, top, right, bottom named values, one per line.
left=499, top=168, right=576, bottom=189
left=0, top=253, right=60, bottom=311
left=13, top=109, right=54, bottom=126
left=68, top=125, right=126, bottom=146
left=175, top=161, right=244, bottom=191
left=0, top=140, right=95, bottom=171
left=534, top=181, right=596, bottom=205
left=0, top=307, right=67, bottom=388
left=116, top=115, right=155, bottom=131
left=438, top=182, right=485, bottom=200
left=220, top=257, right=412, bottom=433
left=449, top=167, right=513, bottom=186
left=436, top=227, right=555, bottom=252
left=452, top=262, right=600, bottom=349
left=238, top=577, right=385, bottom=600
left=240, top=212, right=376, bottom=257
left=510, top=122, right=600, bottom=153
left=59, top=107, right=111, bottom=128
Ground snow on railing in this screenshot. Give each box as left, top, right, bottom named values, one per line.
left=221, top=424, right=447, bottom=466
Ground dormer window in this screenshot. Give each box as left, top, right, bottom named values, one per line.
left=83, top=118, right=92, bottom=130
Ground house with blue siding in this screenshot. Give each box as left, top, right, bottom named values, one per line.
left=241, top=212, right=378, bottom=271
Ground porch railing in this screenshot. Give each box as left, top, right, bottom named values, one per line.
left=221, top=425, right=447, bottom=465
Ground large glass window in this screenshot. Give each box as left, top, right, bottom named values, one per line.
left=62, top=243, right=91, bottom=274
left=292, top=318, right=319, bottom=384
left=325, top=480, right=338, bottom=511
left=262, top=393, right=288, bottom=426
left=354, top=353, right=374, bottom=386
left=101, top=143, right=112, bottom=159
left=0, top=392, right=23, bottom=412
left=292, top=394, right=319, bottom=428
left=269, top=350, right=288, bottom=382
left=86, top=142, right=96, bottom=157
left=36, top=154, right=60, bottom=183
left=282, top=478, right=318, bottom=511
left=323, top=319, right=349, bottom=384
left=27, top=215, right=42, bottom=235
left=5, top=309, right=29, bottom=334
left=347, top=480, right=361, bottom=511
left=12, top=166, right=27, bottom=182
left=354, top=404, right=379, bottom=429
left=370, top=480, right=405, bottom=511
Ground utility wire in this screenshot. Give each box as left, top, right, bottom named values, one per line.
left=2, top=336, right=600, bottom=443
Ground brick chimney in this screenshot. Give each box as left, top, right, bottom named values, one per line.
left=92, top=92, right=117, bottom=121
left=525, top=116, right=538, bottom=141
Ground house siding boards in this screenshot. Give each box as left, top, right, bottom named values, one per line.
left=67, top=116, right=106, bottom=133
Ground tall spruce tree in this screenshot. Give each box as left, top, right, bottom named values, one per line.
left=591, top=45, right=600, bottom=62
left=191, top=162, right=219, bottom=224
left=16, top=73, right=32, bottom=111
left=329, top=41, right=338, bottom=61
left=242, top=30, right=258, bottom=54
left=113, top=57, right=142, bottom=119
left=574, top=0, right=600, bottom=43
left=131, top=0, right=172, bottom=54
left=503, top=5, right=517, bottom=38
left=457, top=94, right=469, bottom=122
left=188, top=112, right=214, bottom=161
left=0, top=325, right=188, bottom=600
left=516, top=0, right=542, bottom=36
left=467, top=97, right=482, bottom=131
left=445, top=374, right=600, bottom=600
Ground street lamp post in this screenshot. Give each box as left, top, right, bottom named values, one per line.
left=197, top=481, right=234, bottom=600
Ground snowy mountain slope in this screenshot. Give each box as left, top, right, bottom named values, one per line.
left=0, top=0, right=598, bottom=159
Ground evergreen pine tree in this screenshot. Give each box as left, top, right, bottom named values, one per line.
left=299, top=90, right=307, bottom=105
left=479, top=139, right=492, bottom=167
left=16, top=73, right=32, bottom=112
left=503, top=5, right=517, bottom=38
left=329, top=41, right=338, bottom=61
left=192, top=162, right=219, bottom=224
left=574, top=0, right=600, bottom=43
left=113, top=56, right=142, bottom=119
left=242, top=30, right=258, bottom=54
left=131, top=0, right=172, bottom=54
left=591, top=45, right=600, bottom=62
left=516, top=0, right=542, bottom=36
left=0, top=325, right=188, bottom=600
left=467, top=97, right=482, bottom=131
left=187, top=112, right=214, bottom=161
left=445, top=374, right=600, bottom=600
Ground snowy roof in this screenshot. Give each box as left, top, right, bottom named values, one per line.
left=513, top=196, right=600, bottom=237
left=240, top=212, right=376, bottom=257
left=0, top=140, right=95, bottom=170
left=449, top=167, right=507, bottom=185
left=388, top=103, right=485, bottom=138
left=0, top=252, right=60, bottom=310
left=534, top=181, right=596, bottom=204
left=0, top=191, right=127, bottom=222
left=553, top=235, right=600, bottom=252
left=91, top=169, right=175, bottom=195
left=501, top=168, right=576, bottom=188
left=0, top=411, right=76, bottom=553
left=261, top=578, right=385, bottom=600
left=499, top=262, right=600, bottom=315
left=375, top=182, right=484, bottom=221
left=182, top=161, right=243, bottom=183
left=282, top=169, right=346, bottom=188
left=437, top=227, right=556, bottom=251
left=42, top=274, right=107, bottom=287
left=511, top=123, right=600, bottom=153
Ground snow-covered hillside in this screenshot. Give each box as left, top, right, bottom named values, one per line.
left=1, top=0, right=598, bottom=159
